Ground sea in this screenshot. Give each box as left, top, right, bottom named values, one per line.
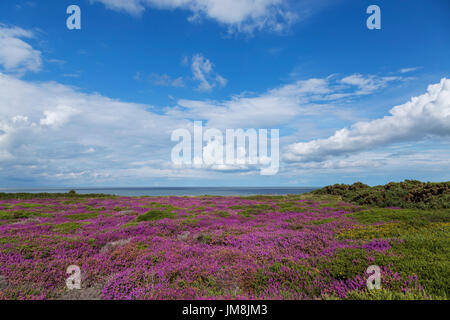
left=0, top=187, right=318, bottom=197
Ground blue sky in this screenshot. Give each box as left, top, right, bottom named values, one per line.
left=0, top=0, right=449, bottom=187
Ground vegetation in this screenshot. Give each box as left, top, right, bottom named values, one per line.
left=136, top=210, right=177, bottom=221
left=0, top=182, right=448, bottom=300
left=0, top=191, right=113, bottom=200
left=312, top=180, right=450, bottom=209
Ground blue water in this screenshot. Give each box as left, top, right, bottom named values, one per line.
left=0, top=187, right=318, bottom=197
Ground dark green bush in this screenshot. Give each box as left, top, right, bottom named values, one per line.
left=312, top=180, right=450, bottom=209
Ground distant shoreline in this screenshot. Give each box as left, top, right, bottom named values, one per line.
left=0, top=187, right=319, bottom=197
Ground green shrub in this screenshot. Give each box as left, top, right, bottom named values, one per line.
left=313, top=180, right=450, bottom=209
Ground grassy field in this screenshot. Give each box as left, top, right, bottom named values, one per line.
left=0, top=184, right=448, bottom=300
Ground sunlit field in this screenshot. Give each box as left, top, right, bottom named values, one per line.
left=1, top=184, right=448, bottom=300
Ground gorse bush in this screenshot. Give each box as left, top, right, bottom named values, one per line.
left=312, top=180, right=450, bottom=209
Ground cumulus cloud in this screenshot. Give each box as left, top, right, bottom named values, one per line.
left=40, top=105, right=80, bottom=128
left=91, top=0, right=298, bottom=33
left=1, top=67, right=446, bottom=185
left=191, top=54, right=227, bottom=91
left=0, top=25, right=42, bottom=74
left=284, top=78, right=450, bottom=162
left=4, top=72, right=369, bottom=182
left=0, top=72, right=191, bottom=185
left=281, top=148, right=450, bottom=184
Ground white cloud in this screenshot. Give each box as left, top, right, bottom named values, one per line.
left=0, top=72, right=192, bottom=184
left=191, top=54, right=227, bottom=91
left=63, top=72, right=82, bottom=78
left=40, top=105, right=79, bottom=128
left=0, top=25, right=42, bottom=74
left=400, top=67, right=419, bottom=74
left=92, top=0, right=298, bottom=33
left=340, top=74, right=401, bottom=95
left=149, top=73, right=185, bottom=87
left=167, top=75, right=400, bottom=129
left=286, top=157, right=384, bottom=170
left=284, top=78, right=450, bottom=162
left=90, top=0, right=145, bottom=15
left=282, top=147, right=450, bottom=181
left=4, top=71, right=374, bottom=183
left=136, top=55, right=224, bottom=90
left=1, top=67, right=447, bottom=185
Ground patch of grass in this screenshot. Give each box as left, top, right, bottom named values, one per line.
left=181, top=216, right=199, bottom=226
left=245, top=261, right=321, bottom=298
left=61, top=199, right=87, bottom=205
left=214, top=211, right=230, bottom=218
left=0, top=210, right=52, bottom=220
left=337, top=208, right=450, bottom=297
left=52, top=222, right=84, bottom=234
left=136, top=210, right=177, bottom=222
left=373, top=231, right=450, bottom=297
left=87, top=238, right=98, bottom=248
left=319, top=248, right=371, bottom=281
left=143, top=202, right=182, bottom=212
left=13, top=203, right=47, bottom=208
left=84, top=205, right=105, bottom=212
left=309, top=217, right=337, bottom=225
left=347, top=208, right=450, bottom=226
left=229, top=204, right=275, bottom=217
left=0, top=236, right=18, bottom=244
left=276, top=201, right=310, bottom=213
left=136, top=242, right=149, bottom=250
left=325, top=288, right=434, bottom=300
left=0, top=210, right=13, bottom=219
left=122, top=221, right=139, bottom=228
left=64, top=212, right=99, bottom=220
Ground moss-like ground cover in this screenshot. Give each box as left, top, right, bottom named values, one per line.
left=0, top=192, right=448, bottom=300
